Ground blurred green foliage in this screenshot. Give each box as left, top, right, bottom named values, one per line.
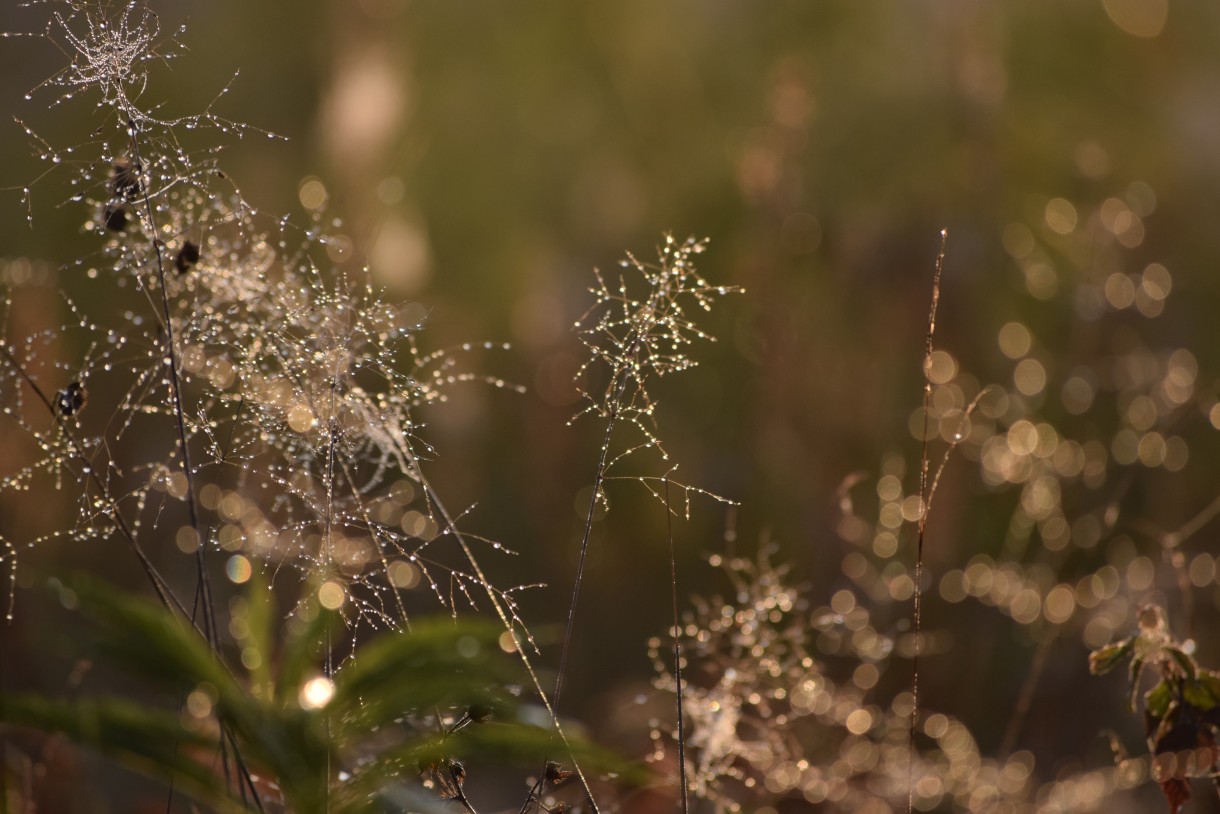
left=2, top=578, right=629, bottom=812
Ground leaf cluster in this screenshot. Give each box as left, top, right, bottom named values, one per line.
left=1089, top=605, right=1220, bottom=813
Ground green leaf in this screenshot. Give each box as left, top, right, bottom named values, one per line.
left=1181, top=669, right=1220, bottom=712
left=69, top=579, right=279, bottom=745
left=1145, top=679, right=1173, bottom=719
left=1167, top=647, right=1197, bottom=681
left=1088, top=636, right=1134, bottom=675
left=68, top=578, right=334, bottom=806
left=1, top=694, right=249, bottom=813
left=1197, top=671, right=1220, bottom=708
left=330, top=619, right=516, bottom=731
left=72, top=578, right=240, bottom=695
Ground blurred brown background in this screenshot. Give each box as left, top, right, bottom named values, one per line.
left=3, top=1, right=1220, bottom=811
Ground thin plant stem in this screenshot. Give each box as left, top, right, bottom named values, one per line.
left=664, top=477, right=689, bottom=814
left=122, top=115, right=223, bottom=661
left=998, top=631, right=1056, bottom=760
left=123, top=113, right=257, bottom=807
left=403, top=446, right=602, bottom=814
left=554, top=405, right=618, bottom=711
left=909, top=229, right=946, bottom=814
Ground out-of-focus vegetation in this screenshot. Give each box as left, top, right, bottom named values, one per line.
left=3, top=0, right=1220, bottom=812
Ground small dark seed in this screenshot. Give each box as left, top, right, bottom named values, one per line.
left=175, top=240, right=200, bottom=273
left=55, top=381, right=87, bottom=417
left=103, top=203, right=128, bottom=232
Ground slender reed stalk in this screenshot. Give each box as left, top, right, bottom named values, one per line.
left=908, top=229, right=946, bottom=814
left=664, top=477, right=690, bottom=814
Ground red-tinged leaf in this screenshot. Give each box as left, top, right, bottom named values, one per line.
left=1160, top=776, right=1191, bottom=814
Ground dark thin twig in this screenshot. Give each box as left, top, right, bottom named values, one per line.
left=554, top=403, right=619, bottom=711
left=321, top=392, right=340, bottom=810
left=123, top=112, right=268, bottom=813
left=123, top=116, right=219, bottom=652
left=122, top=114, right=250, bottom=810
left=528, top=368, right=632, bottom=814
left=516, top=777, right=544, bottom=814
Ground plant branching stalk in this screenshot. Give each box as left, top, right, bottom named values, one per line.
left=540, top=238, right=731, bottom=813
left=123, top=117, right=219, bottom=652
left=124, top=114, right=267, bottom=813
left=556, top=266, right=670, bottom=711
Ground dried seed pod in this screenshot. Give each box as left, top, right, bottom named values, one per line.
left=109, top=157, right=142, bottom=201
left=544, top=761, right=574, bottom=786
left=447, top=759, right=466, bottom=787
